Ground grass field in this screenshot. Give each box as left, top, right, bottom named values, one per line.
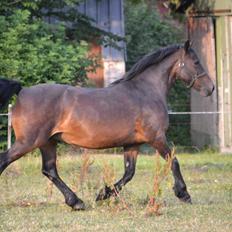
left=0, top=150, right=232, bottom=232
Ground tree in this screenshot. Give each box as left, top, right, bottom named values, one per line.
left=0, top=9, right=94, bottom=86
left=127, top=0, right=194, bottom=13
left=125, top=0, right=183, bottom=68
left=0, top=0, right=122, bottom=47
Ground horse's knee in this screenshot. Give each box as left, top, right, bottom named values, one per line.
left=42, top=167, right=58, bottom=181
left=123, top=154, right=137, bottom=183
left=0, top=145, right=28, bottom=175
left=8, top=140, right=35, bottom=161
left=42, top=169, right=50, bottom=178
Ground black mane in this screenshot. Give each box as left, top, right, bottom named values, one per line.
left=0, top=77, right=22, bottom=109
left=110, top=44, right=182, bottom=86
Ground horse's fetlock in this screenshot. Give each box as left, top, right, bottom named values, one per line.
left=65, top=194, right=79, bottom=207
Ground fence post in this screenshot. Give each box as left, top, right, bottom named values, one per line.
left=7, top=104, right=12, bottom=149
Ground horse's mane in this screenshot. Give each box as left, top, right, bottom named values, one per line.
left=110, top=44, right=182, bottom=86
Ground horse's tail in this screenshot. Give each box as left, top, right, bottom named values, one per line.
left=0, top=77, right=22, bottom=110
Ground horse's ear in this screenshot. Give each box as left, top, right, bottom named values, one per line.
left=184, top=40, right=191, bottom=52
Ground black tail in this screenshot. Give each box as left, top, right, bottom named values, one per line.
left=0, top=78, right=22, bottom=110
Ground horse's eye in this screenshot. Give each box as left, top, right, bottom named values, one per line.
left=194, top=61, right=199, bottom=65
left=178, top=62, right=185, bottom=68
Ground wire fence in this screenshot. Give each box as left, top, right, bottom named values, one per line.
left=0, top=104, right=225, bottom=152
left=168, top=111, right=222, bottom=115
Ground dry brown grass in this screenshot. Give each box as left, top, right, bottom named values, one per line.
left=100, top=160, right=135, bottom=215
left=79, top=150, right=94, bottom=187
left=102, top=161, right=116, bottom=188
left=1, top=153, right=232, bottom=232
left=146, top=149, right=175, bottom=216
left=46, top=181, right=54, bottom=202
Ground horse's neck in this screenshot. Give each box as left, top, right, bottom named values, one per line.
left=134, top=52, right=179, bottom=102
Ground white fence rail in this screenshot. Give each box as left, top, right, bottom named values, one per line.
left=168, top=111, right=223, bottom=115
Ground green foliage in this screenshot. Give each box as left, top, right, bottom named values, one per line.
left=125, top=0, right=183, bottom=68
left=167, top=81, right=190, bottom=146
left=0, top=0, right=123, bottom=47
left=0, top=9, right=96, bottom=85
left=125, top=0, right=190, bottom=146
left=0, top=116, right=7, bottom=151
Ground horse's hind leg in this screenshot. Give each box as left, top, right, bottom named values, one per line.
left=0, top=141, right=34, bottom=175
left=96, top=145, right=138, bottom=201
left=151, top=135, right=191, bottom=203
left=40, top=140, right=85, bottom=210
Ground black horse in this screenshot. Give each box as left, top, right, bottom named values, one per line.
left=0, top=41, right=214, bottom=210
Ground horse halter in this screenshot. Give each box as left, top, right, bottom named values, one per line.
left=178, top=61, right=206, bottom=89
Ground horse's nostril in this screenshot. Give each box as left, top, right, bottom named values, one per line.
left=212, top=85, right=215, bottom=92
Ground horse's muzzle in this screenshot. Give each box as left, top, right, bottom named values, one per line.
left=200, top=84, right=215, bottom=97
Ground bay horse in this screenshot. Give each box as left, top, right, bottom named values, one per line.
left=0, top=41, right=214, bottom=210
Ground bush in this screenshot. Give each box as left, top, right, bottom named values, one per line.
left=0, top=116, right=7, bottom=151
left=125, top=1, right=183, bottom=68
left=0, top=9, right=95, bottom=86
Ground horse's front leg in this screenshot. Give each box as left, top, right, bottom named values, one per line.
left=96, top=145, right=138, bottom=201
left=151, top=134, right=192, bottom=203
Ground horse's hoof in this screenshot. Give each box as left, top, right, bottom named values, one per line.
left=179, top=195, right=192, bottom=204
left=96, top=186, right=112, bottom=201
left=72, top=201, right=86, bottom=211
left=173, top=186, right=192, bottom=204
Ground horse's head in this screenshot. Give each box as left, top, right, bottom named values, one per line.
left=174, top=40, right=214, bottom=96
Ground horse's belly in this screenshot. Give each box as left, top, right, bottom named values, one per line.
left=56, top=118, right=145, bottom=149
left=53, top=95, right=147, bottom=148
left=60, top=129, right=134, bottom=149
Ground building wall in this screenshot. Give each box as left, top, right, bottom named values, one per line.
left=78, top=0, right=126, bottom=86
left=188, top=17, right=218, bottom=148
left=87, top=42, right=104, bottom=87
left=215, top=16, right=232, bottom=152
left=188, top=0, right=232, bottom=151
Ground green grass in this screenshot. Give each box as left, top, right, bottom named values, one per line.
left=0, top=152, right=232, bottom=232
